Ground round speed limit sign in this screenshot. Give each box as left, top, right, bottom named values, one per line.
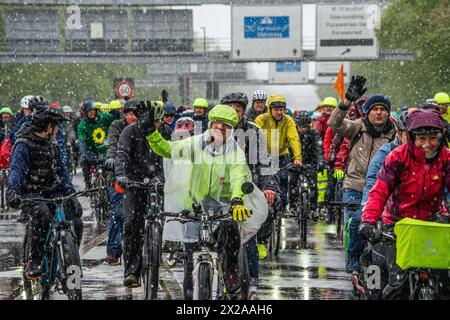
left=115, top=81, right=134, bottom=99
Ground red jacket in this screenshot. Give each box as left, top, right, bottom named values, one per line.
left=324, top=127, right=334, bottom=161
left=362, top=142, right=450, bottom=225
left=314, top=113, right=330, bottom=141
left=334, top=138, right=350, bottom=170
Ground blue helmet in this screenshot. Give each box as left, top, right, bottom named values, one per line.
left=163, top=102, right=176, bottom=116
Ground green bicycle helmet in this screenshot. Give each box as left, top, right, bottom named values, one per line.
left=208, top=104, right=239, bottom=128
left=0, top=107, right=13, bottom=116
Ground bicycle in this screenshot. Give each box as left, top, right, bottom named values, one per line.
left=19, top=187, right=104, bottom=300
left=86, top=159, right=109, bottom=227
left=126, top=178, right=164, bottom=300
left=0, top=168, right=9, bottom=212
left=328, top=177, right=345, bottom=244
left=287, top=164, right=315, bottom=249
left=267, top=196, right=283, bottom=257
left=163, top=183, right=254, bottom=300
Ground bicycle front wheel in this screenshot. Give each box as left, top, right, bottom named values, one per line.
left=198, top=263, right=212, bottom=300
left=143, top=222, right=162, bottom=300
left=60, top=231, right=82, bottom=300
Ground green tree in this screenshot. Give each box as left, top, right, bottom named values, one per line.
left=350, top=0, right=450, bottom=110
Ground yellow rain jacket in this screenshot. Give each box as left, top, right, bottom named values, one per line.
left=255, top=105, right=302, bottom=161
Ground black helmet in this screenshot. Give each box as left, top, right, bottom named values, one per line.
left=28, top=96, right=49, bottom=111
left=295, top=111, right=312, bottom=127
left=123, top=99, right=138, bottom=114
left=32, top=106, right=69, bottom=130
left=398, top=110, right=408, bottom=131
left=82, top=100, right=97, bottom=112
left=220, top=92, right=249, bottom=109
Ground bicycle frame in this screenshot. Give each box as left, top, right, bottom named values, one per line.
left=191, top=207, right=227, bottom=300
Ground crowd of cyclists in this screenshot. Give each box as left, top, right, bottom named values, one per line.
left=2, top=74, right=450, bottom=300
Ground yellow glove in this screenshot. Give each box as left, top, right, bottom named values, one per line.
left=231, top=199, right=252, bottom=222
left=334, top=169, right=345, bottom=180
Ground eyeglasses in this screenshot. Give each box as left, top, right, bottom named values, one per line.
left=211, top=121, right=232, bottom=130
left=165, top=114, right=175, bottom=118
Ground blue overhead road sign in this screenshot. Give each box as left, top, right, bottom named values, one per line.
left=244, top=16, right=289, bottom=39
left=276, top=61, right=301, bottom=72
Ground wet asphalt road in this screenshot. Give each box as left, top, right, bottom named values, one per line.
left=0, top=173, right=353, bottom=300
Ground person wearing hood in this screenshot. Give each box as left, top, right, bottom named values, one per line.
left=191, top=97, right=209, bottom=133
left=246, top=90, right=268, bottom=122
left=220, top=92, right=280, bottom=298
left=255, top=94, right=302, bottom=206
left=315, top=97, right=338, bottom=141
left=138, top=103, right=253, bottom=298
left=360, top=108, right=450, bottom=299
left=328, top=76, right=397, bottom=274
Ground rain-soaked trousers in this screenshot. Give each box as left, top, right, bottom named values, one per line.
left=122, top=188, right=148, bottom=278
left=106, top=186, right=123, bottom=259
left=183, top=221, right=240, bottom=299
left=343, top=189, right=364, bottom=260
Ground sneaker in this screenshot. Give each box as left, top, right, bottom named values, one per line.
left=345, top=256, right=360, bottom=274
left=167, top=252, right=177, bottom=268
left=311, top=209, right=319, bottom=222
left=123, top=274, right=140, bottom=288
left=105, top=256, right=120, bottom=266
left=257, top=244, right=267, bottom=260
left=26, top=260, right=42, bottom=278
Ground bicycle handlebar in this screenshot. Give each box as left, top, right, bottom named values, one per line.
left=162, top=211, right=233, bottom=224
left=21, top=187, right=107, bottom=205
left=328, top=201, right=361, bottom=210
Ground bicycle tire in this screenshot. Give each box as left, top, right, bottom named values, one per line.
left=238, top=245, right=250, bottom=300
left=299, top=192, right=309, bottom=249
left=198, top=263, right=212, bottom=300
left=273, top=216, right=282, bottom=256
left=0, top=170, right=6, bottom=211
left=60, top=231, right=82, bottom=300
left=143, top=222, right=161, bottom=300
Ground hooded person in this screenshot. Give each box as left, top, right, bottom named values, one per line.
left=191, top=97, right=209, bottom=133
left=360, top=109, right=450, bottom=299
left=138, top=103, right=268, bottom=298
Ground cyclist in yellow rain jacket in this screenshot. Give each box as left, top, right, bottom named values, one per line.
left=255, top=94, right=302, bottom=206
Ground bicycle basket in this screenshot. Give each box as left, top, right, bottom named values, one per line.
left=394, top=218, right=450, bottom=270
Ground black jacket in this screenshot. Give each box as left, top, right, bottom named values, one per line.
left=107, top=118, right=128, bottom=160
left=235, top=118, right=280, bottom=193
left=115, top=123, right=171, bottom=182
left=299, top=128, right=324, bottom=168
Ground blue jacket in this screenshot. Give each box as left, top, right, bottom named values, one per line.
left=8, top=139, right=73, bottom=196
left=9, top=116, right=69, bottom=168
left=361, top=139, right=399, bottom=209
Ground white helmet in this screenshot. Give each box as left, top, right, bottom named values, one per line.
left=252, top=89, right=267, bottom=101
left=20, top=95, right=34, bottom=109
left=62, top=105, right=73, bottom=113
